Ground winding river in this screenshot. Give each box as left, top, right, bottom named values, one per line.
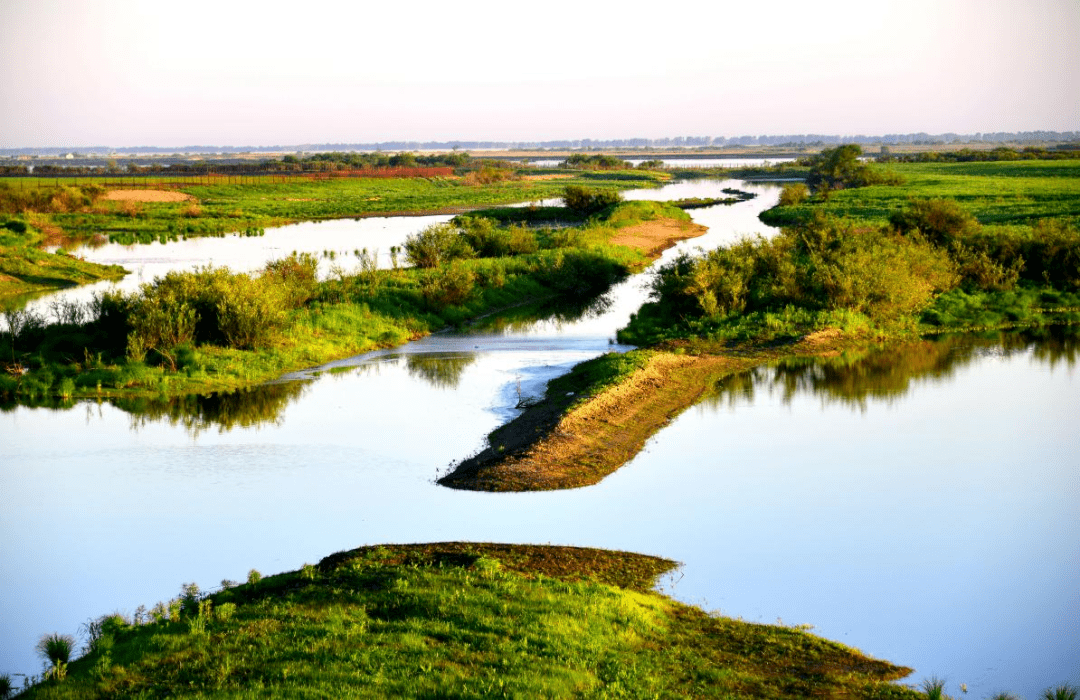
left=2, top=179, right=1077, bottom=698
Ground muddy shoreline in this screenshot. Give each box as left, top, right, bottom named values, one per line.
left=439, top=330, right=859, bottom=492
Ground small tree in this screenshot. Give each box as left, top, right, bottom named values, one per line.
left=806, top=144, right=865, bottom=191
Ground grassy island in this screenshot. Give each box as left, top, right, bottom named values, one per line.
left=13, top=543, right=918, bottom=699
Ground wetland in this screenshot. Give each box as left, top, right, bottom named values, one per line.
left=2, top=158, right=1079, bottom=698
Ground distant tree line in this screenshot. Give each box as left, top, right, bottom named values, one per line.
left=875, top=146, right=1080, bottom=163
left=4, top=131, right=1078, bottom=158
left=0, top=152, right=476, bottom=177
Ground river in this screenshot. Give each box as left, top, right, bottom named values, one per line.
left=2, top=179, right=1077, bottom=698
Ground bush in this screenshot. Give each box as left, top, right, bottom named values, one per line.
left=421, top=262, right=476, bottom=309
left=649, top=213, right=959, bottom=323
left=890, top=197, right=981, bottom=247
left=562, top=185, right=623, bottom=216
left=123, top=265, right=293, bottom=368
left=262, top=252, right=319, bottom=308
left=458, top=217, right=538, bottom=258
left=403, top=223, right=475, bottom=268
left=778, top=183, right=809, bottom=206
left=1028, top=219, right=1080, bottom=288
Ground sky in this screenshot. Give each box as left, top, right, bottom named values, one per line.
left=1, top=0, right=1078, bottom=148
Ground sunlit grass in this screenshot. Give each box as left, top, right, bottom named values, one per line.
left=17, top=544, right=918, bottom=699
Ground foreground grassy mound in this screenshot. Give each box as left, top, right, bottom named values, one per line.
left=20, top=544, right=916, bottom=699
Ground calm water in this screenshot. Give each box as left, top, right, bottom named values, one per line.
left=6, top=213, right=455, bottom=318
left=3, top=181, right=1077, bottom=698
left=527, top=157, right=795, bottom=169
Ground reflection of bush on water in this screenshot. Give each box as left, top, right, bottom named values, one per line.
left=115, top=381, right=309, bottom=435
left=703, top=326, right=1079, bottom=412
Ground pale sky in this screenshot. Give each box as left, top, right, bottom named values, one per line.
left=1, top=0, right=1078, bottom=148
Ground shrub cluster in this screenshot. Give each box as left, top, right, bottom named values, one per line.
left=652, top=212, right=958, bottom=323
left=0, top=183, right=105, bottom=214
left=562, top=185, right=623, bottom=216
left=109, top=253, right=318, bottom=369
left=803, top=144, right=903, bottom=192
left=890, top=198, right=1080, bottom=289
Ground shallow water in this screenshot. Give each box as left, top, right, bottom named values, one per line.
left=3, top=181, right=1076, bottom=697
left=6, top=213, right=455, bottom=318
left=527, top=157, right=795, bottom=169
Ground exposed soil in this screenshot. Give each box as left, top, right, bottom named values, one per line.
left=104, top=189, right=194, bottom=203
left=609, top=219, right=707, bottom=257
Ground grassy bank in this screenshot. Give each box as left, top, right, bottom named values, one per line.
left=0, top=201, right=694, bottom=403
left=14, top=543, right=917, bottom=699
left=441, top=156, right=1080, bottom=492
left=0, top=217, right=126, bottom=302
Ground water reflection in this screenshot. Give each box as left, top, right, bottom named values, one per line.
left=405, top=353, right=477, bottom=390
left=116, top=382, right=310, bottom=436
left=703, top=327, right=1079, bottom=412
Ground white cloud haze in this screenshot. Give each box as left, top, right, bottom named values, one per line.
left=1, top=0, right=1077, bottom=147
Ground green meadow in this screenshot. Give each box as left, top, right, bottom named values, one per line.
left=12, top=544, right=918, bottom=700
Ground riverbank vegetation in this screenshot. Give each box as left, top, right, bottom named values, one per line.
left=442, top=155, right=1080, bottom=492
left=12, top=543, right=919, bottom=699
left=0, top=198, right=695, bottom=402
left=0, top=167, right=666, bottom=300
left=628, top=159, right=1080, bottom=346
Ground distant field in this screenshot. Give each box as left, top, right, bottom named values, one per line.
left=763, top=160, right=1080, bottom=228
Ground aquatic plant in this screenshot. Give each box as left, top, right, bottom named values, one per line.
left=35, top=633, right=75, bottom=665
left=1043, top=684, right=1079, bottom=700
left=920, top=676, right=949, bottom=700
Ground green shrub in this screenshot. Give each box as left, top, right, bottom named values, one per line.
left=562, top=185, right=622, bottom=216
left=421, top=262, right=476, bottom=309
left=778, top=182, right=810, bottom=206
left=262, top=252, right=319, bottom=308
left=458, top=217, right=539, bottom=258
left=648, top=213, right=958, bottom=325
left=1043, top=684, right=1079, bottom=700
left=890, top=197, right=981, bottom=247
left=1028, top=219, right=1080, bottom=287
left=404, top=223, right=475, bottom=268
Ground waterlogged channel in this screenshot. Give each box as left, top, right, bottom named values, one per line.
left=2, top=180, right=1077, bottom=698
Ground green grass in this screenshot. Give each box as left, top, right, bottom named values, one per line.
left=0, top=217, right=126, bottom=303
left=17, top=543, right=918, bottom=699
left=0, top=170, right=665, bottom=299
left=761, top=160, right=1080, bottom=228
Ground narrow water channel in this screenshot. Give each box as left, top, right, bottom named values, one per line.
left=3, top=180, right=1076, bottom=698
